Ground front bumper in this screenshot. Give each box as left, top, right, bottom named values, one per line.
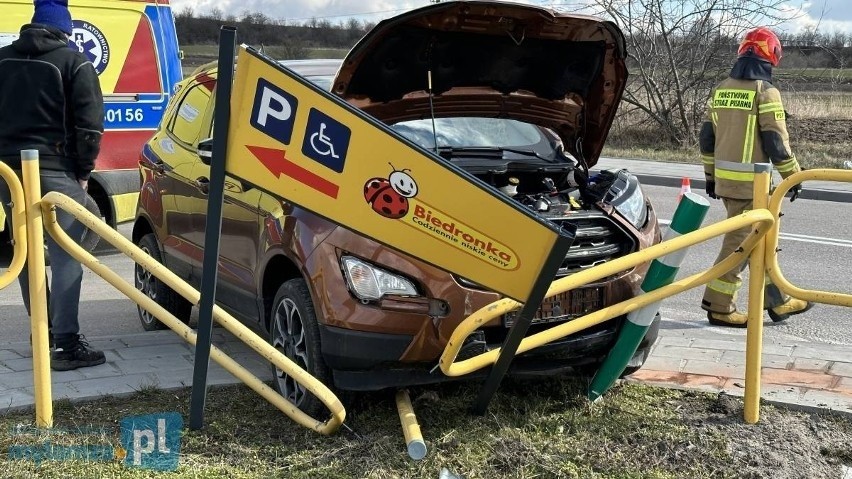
left=321, top=312, right=661, bottom=391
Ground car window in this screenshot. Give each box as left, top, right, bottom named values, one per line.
left=168, top=80, right=215, bottom=146
left=392, top=118, right=546, bottom=150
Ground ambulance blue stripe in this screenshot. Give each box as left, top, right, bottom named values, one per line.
left=145, top=4, right=184, bottom=94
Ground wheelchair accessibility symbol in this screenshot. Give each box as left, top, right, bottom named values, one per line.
left=310, top=123, right=339, bottom=159
left=302, top=108, right=350, bottom=173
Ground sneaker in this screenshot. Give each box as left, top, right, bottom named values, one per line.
left=768, top=297, right=813, bottom=323
left=707, top=310, right=749, bottom=328
left=50, top=336, right=105, bottom=371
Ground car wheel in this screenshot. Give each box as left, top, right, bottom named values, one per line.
left=135, top=233, right=192, bottom=331
left=269, top=278, right=331, bottom=417
left=79, top=192, right=102, bottom=252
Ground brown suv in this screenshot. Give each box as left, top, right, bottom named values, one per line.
left=133, top=1, right=661, bottom=415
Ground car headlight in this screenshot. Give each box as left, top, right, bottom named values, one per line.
left=340, top=256, right=418, bottom=301
left=604, top=170, right=649, bottom=229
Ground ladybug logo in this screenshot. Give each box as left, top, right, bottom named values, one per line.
left=363, top=163, right=419, bottom=219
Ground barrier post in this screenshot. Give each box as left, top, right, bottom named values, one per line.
left=744, top=163, right=771, bottom=424
left=471, top=228, right=575, bottom=414
left=395, top=389, right=427, bottom=460
left=21, top=149, right=52, bottom=427
left=588, top=191, right=709, bottom=400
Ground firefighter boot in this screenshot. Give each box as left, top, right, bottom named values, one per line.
left=707, top=310, right=749, bottom=328
left=768, top=297, right=813, bottom=323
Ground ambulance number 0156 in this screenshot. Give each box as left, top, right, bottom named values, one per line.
left=105, top=107, right=144, bottom=123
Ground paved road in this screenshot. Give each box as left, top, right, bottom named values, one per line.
left=0, top=223, right=155, bottom=341
left=642, top=184, right=852, bottom=346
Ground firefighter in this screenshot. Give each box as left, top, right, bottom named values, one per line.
left=699, top=27, right=813, bottom=327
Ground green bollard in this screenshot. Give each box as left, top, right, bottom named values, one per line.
left=588, top=191, right=710, bottom=401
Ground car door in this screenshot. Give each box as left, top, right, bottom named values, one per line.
left=144, top=77, right=216, bottom=281
left=189, top=162, right=264, bottom=322
left=185, top=85, right=265, bottom=322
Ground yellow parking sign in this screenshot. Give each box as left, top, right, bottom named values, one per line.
left=226, top=45, right=563, bottom=301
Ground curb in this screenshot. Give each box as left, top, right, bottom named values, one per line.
left=632, top=173, right=852, bottom=203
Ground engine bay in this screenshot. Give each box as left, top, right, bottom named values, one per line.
left=471, top=165, right=624, bottom=219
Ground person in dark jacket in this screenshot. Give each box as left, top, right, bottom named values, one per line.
left=0, top=0, right=106, bottom=370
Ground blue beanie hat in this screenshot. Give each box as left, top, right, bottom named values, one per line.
left=32, top=0, right=73, bottom=36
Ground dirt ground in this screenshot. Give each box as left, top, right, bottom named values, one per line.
left=787, top=117, right=852, bottom=144
left=670, top=392, right=851, bottom=479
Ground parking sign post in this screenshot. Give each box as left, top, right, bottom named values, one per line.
left=471, top=227, right=575, bottom=415
left=189, top=26, right=237, bottom=430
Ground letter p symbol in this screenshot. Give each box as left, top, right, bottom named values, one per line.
left=132, top=429, right=155, bottom=466
left=256, top=87, right=291, bottom=127
left=250, top=78, right=298, bottom=145
left=121, top=412, right=182, bottom=471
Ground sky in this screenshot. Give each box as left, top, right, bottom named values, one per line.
left=169, top=0, right=852, bottom=34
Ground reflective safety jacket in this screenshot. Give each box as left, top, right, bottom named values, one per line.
left=699, top=78, right=800, bottom=199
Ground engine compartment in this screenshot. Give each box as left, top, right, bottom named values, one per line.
left=471, top=165, right=623, bottom=219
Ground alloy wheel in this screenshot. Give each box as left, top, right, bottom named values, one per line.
left=271, top=296, right=309, bottom=406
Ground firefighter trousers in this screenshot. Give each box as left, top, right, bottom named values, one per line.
left=701, top=197, right=786, bottom=314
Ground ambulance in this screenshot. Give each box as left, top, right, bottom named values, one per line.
left=0, top=0, right=182, bottom=241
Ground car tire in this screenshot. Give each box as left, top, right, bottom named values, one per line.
left=135, top=233, right=192, bottom=331
left=269, top=278, right=332, bottom=417
left=79, top=192, right=102, bottom=253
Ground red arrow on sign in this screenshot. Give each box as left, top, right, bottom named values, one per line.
left=245, top=145, right=339, bottom=199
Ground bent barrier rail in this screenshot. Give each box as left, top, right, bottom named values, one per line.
left=438, top=209, right=775, bottom=377
left=0, top=152, right=344, bottom=433
left=0, top=161, right=27, bottom=289
left=766, top=169, right=852, bottom=308
left=441, top=165, right=851, bottom=424
left=41, top=191, right=346, bottom=434
left=4, top=152, right=849, bottom=432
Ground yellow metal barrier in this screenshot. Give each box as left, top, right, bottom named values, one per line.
left=22, top=153, right=53, bottom=427
left=10, top=151, right=848, bottom=431
left=395, top=389, right=427, bottom=460
left=743, top=166, right=771, bottom=423
left=40, top=191, right=346, bottom=435
left=765, top=169, right=852, bottom=307
left=439, top=209, right=776, bottom=377
left=0, top=161, right=27, bottom=289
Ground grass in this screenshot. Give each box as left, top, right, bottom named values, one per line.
left=775, top=67, right=852, bottom=81
left=1, top=379, right=850, bottom=478
left=304, top=48, right=349, bottom=59
left=784, top=91, right=852, bottom=119
left=604, top=91, right=852, bottom=170
left=601, top=141, right=852, bottom=169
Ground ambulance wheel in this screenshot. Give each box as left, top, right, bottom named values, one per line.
left=135, top=233, right=192, bottom=331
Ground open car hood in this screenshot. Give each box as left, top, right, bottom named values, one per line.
left=333, top=1, right=628, bottom=167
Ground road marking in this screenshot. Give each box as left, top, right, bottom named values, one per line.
left=659, top=219, right=852, bottom=248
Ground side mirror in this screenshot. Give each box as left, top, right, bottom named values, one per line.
left=197, top=137, right=214, bottom=165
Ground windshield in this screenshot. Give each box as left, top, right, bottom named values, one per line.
left=392, top=117, right=552, bottom=152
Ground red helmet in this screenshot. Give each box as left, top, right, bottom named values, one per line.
left=738, top=27, right=783, bottom=66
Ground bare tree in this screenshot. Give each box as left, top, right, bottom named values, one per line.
left=584, top=0, right=800, bottom=147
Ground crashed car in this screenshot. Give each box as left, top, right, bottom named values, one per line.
left=133, top=1, right=661, bottom=415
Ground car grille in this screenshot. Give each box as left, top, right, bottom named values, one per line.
left=552, top=214, right=635, bottom=277
left=502, top=214, right=635, bottom=327
left=503, top=287, right=605, bottom=327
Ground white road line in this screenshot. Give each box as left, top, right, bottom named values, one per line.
left=659, top=219, right=852, bottom=248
